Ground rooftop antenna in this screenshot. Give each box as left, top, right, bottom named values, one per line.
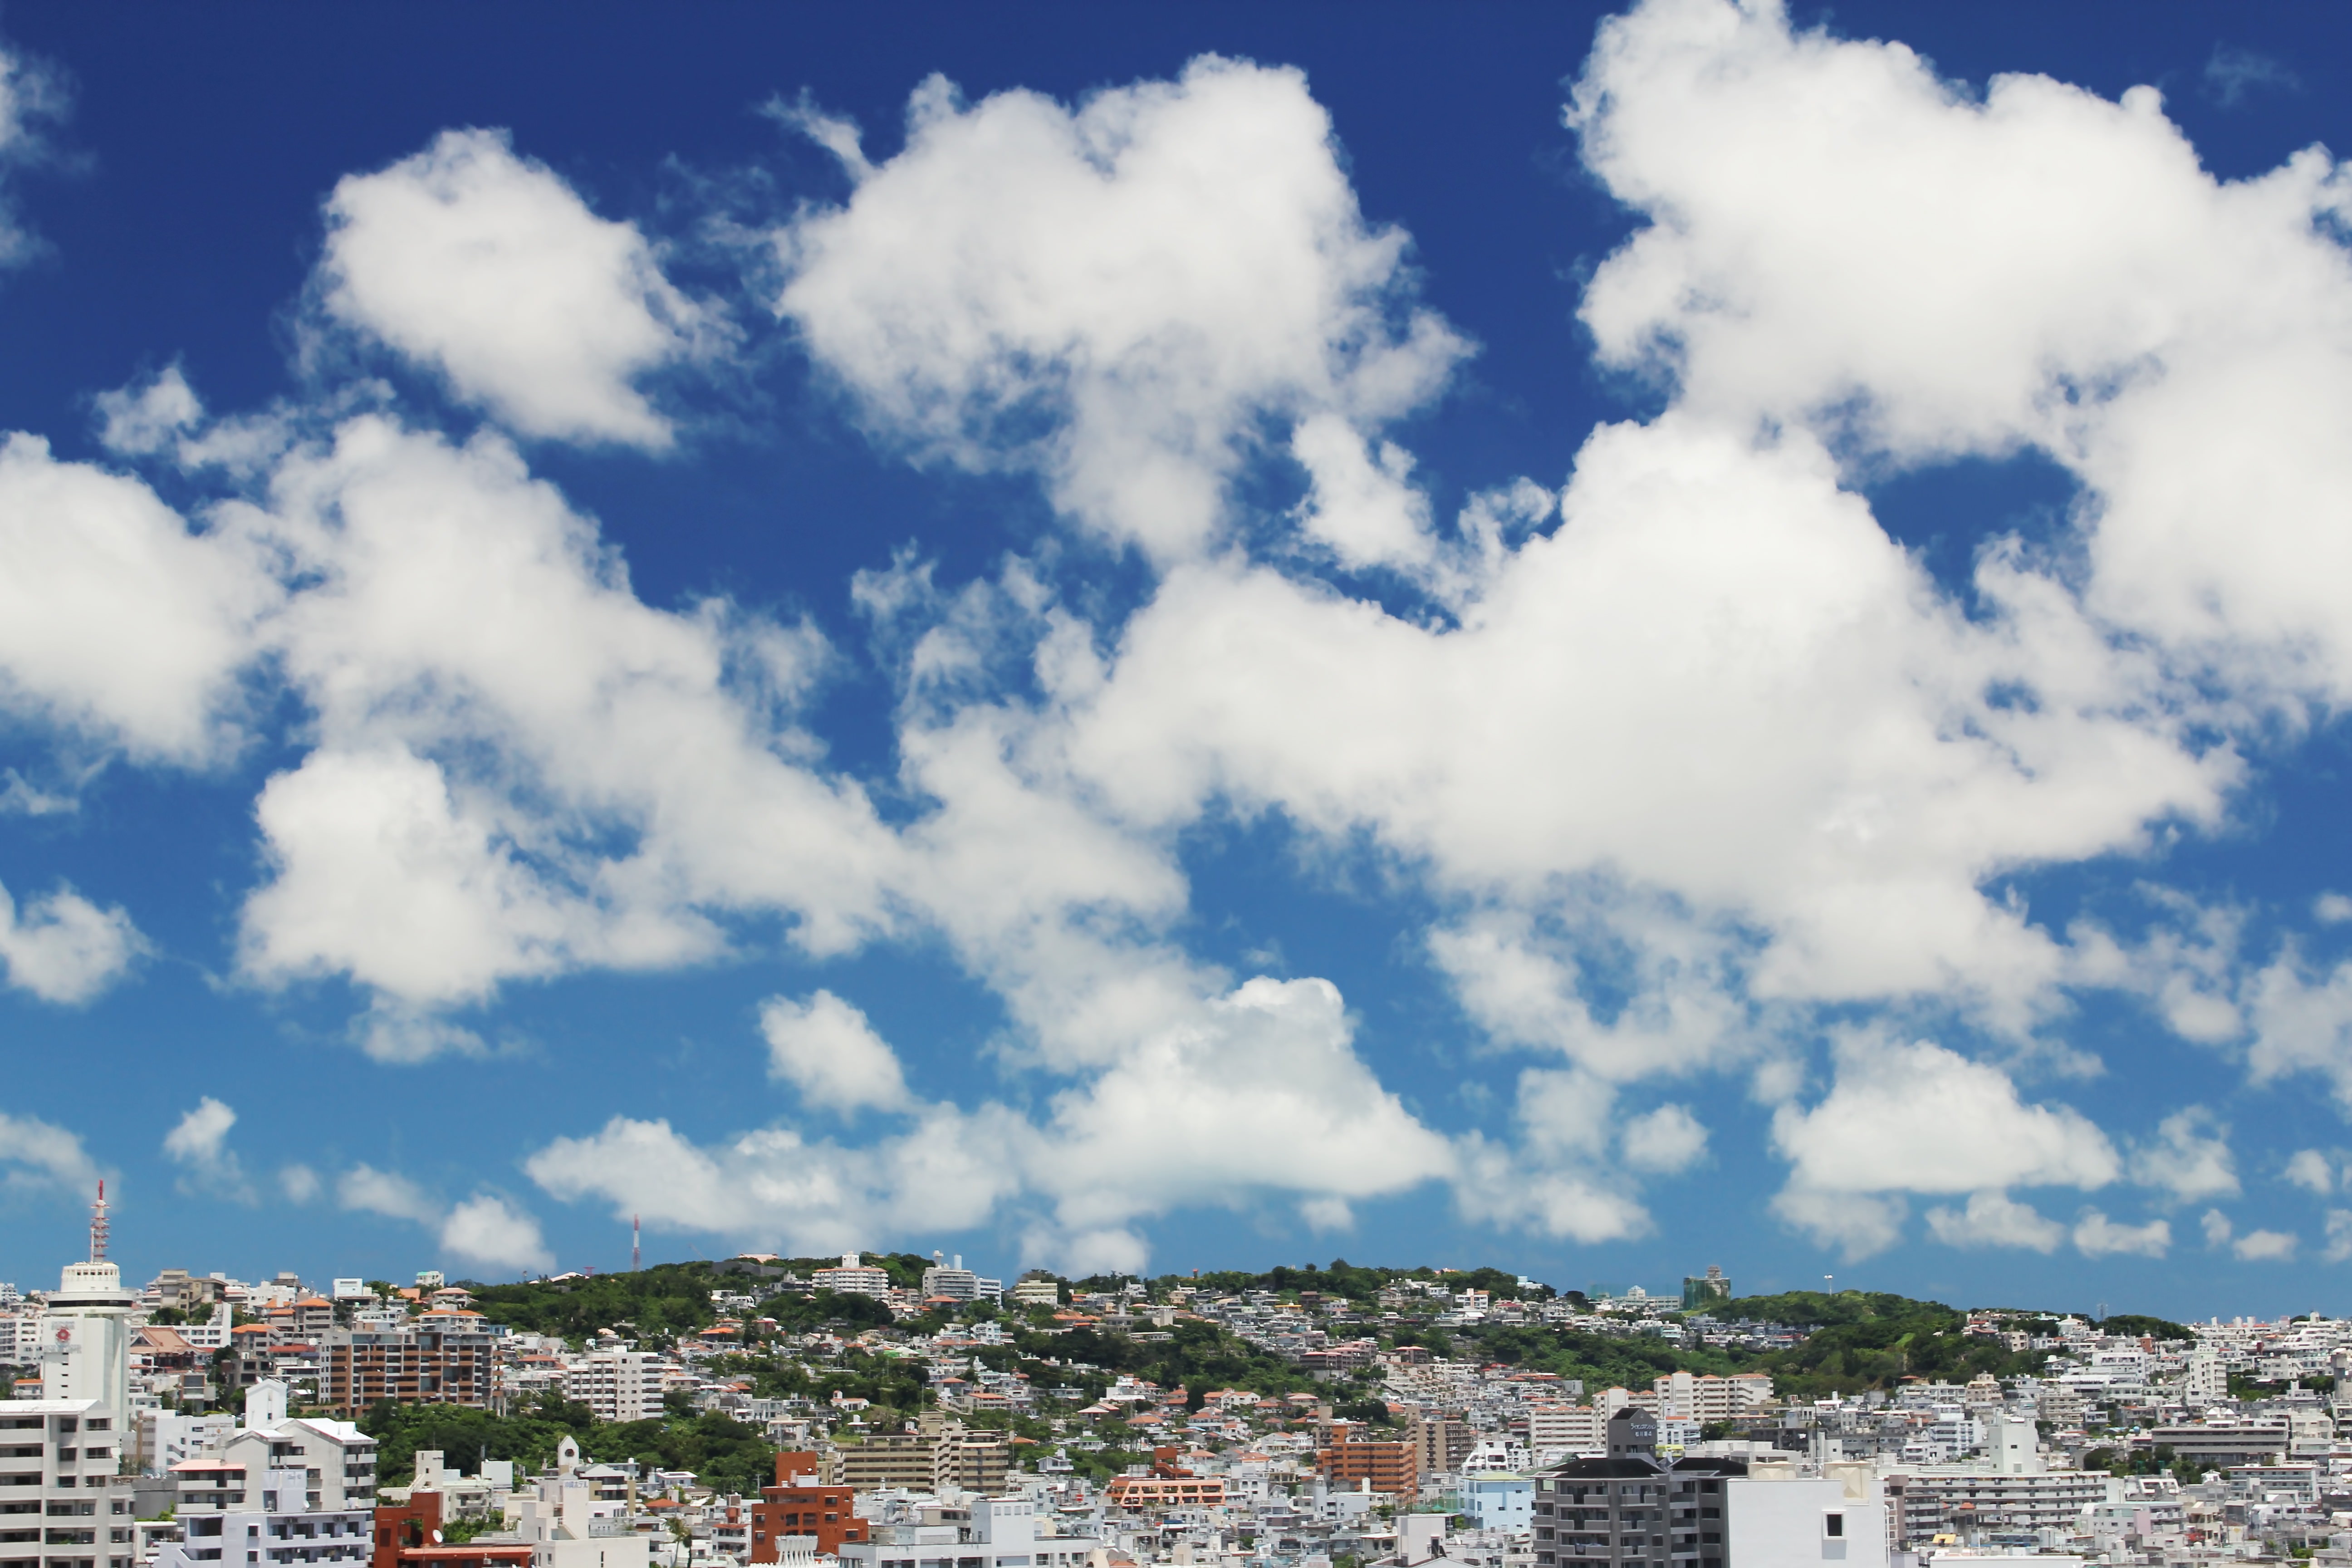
left=632, top=1215, right=641, bottom=1273
left=89, top=1180, right=109, bottom=1263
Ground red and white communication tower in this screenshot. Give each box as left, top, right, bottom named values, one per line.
left=632, top=1214, right=641, bottom=1272
left=88, top=1179, right=109, bottom=1262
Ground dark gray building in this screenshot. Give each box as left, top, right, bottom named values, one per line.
left=1532, top=1408, right=1745, bottom=1568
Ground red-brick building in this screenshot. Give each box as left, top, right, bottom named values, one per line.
left=374, top=1491, right=443, bottom=1568
left=750, top=1452, right=867, bottom=1563
left=375, top=1494, right=531, bottom=1568
left=1317, top=1429, right=1418, bottom=1498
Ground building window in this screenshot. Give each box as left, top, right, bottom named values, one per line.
left=1824, top=1514, right=1844, bottom=1539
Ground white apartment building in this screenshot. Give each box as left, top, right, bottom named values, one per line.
left=1528, top=1389, right=1636, bottom=1458
left=40, top=1262, right=138, bottom=1419
left=168, top=1387, right=378, bottom=1514
left=142, top=1412, right=235, bottom=1475
left=809, top=1256, right=892, bottom=1299
left=562, top=1352, right=666, bottom=1424
left=921, top=1261, right=979, bottom=1302
left=1879, top=1417, right=2113, bottom=1547
left=511, top=1440, right=651, bottom=1568
left=402, top=1451, right=515, bottom=1523
left=153, top=1469, right=369, bottom=1568
left=176, top=1308, right=233, bottom=1355
left=0, top=1398, right=139, bottom=1568
left=840, top=1498, right=1055, bottom=1568
left=1651, top=1372, right=1776, bottom=1422
left=1727, top=1473, right=1889, bottom=1568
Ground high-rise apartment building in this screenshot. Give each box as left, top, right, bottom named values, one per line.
left=1316, top=1426, right=1417, bottom=1498
left=809, top=1256, right=893, bottom=1299
left=0, top=1398, right=138, bottom=1568
left=1533, top=1409, right=1887, bottom=1568
left=318, top=1324, right=492, bottom=1412
left=561, top=1351, right=664, bottom=1423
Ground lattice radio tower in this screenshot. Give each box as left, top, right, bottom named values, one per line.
left=89, top=1180, right=109, bottom=1262
left=632, top=1214, right=641, bottom=1272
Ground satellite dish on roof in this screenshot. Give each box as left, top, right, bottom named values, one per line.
left=431, top=1532, right=443, bottom=1544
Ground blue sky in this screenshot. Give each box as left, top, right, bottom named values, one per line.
left=2, top=0, right=2352, bottom=1319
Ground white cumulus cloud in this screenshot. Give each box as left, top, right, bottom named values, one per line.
left=232, top=417, right=900, bottom=1021
left=337, top=1163, right=554, bottom=1276
left=321, top=129, right=711, bottom=447
left=0, top=435, right=275, bottom=765
left=0, top=877, right=143, bottom=1004
left=0, top=1110, right=98, bottom=1198
left=2285, top=1149, right=2336, bottom=1195
left=1924, top=1191, right=2066, bottom=1253
left=160, top=1098, right=253, bottom=1203
left=533, top=973, right=1456, bottom=1267
left=2127, top=1108, right=2239, bottom=1202
left=1768, top=1035, right=2118, bottom=1254
left=337, top=1163, right=440, bottom=1225
left=438, top=1194, right=554, bottom=1274
left=1620, top=1104, right=1709, bottom=1175
left=778, top=58, right=1465, bottom=561
left=2072, top=1209, right=2171, bottom=1259
left=761, top=991, right=913, bottom=1113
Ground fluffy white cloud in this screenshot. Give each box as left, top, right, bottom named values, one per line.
left=778, top=59, right=1464, bottom=560
left=438, top=1194, right=554, bottom=1274
left=93, top=366, right=204, bottom=458
left=762, top=990, right=913, bottom=1112
left=2326, top=1210, right=2352, bottom=1264
left=1574, top=0, right=2352, bottom=705
left=2234, top=1227, right=2299, bottom=1261
left=533, top=974, right=1455, bottom=1266
left=0, top=877, right=143, bottom=1004
left=232, top=417, right=901, bottom=1019
left=528, top=1108, right=1019, bottom=1255
left=2201, top=1207, right=2300, bottom=1261
left=2063, top=891, right=2246, bottom=1046
left=278, top=1164, right=322, bottom=1204
left=1034, top=977, right=1455, bottom=1231
left=1054, top=416, right=2227, bottom=1037
left=2127, top=1108, right=2239, bottom=1202
left=1769, top=1190, right=1906, bottom=1260
left=1428, top=906, right=1747, bottom=1083
left=1924, top=1191, right=2066, bottom=1252
left=321, top=130, right=710, bottom=447
left=0, top=435, right=274, bottom=764
left=1769, top=1037, right=2118, bottom=1241
left=2245, top=950, right=2352, bottom=1109
left=2072, top=1209, right=2171, bottom=1258
left=337, top=1163, right=440, bottom=1225
left=1434, top=1068, right=1651, bottom=1244
left=160, top=1098, right=253, bottom=1203
left=0, top=1110, right=98, bottom=1198
left=1620, top=1104, right=1709, bottom=1174
left=335, top=1162, right=554, bottom=1275
left=2286, top=1149, right=2336, bottom=1195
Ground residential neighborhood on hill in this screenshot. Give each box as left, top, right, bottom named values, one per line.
left=4, top=1221, right=2347, bottom=1568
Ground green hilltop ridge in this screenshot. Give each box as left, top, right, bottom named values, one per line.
left=444, top=1261, right=2197, bottom=1424
left=347, top=1259, right=2214, bottom=1492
